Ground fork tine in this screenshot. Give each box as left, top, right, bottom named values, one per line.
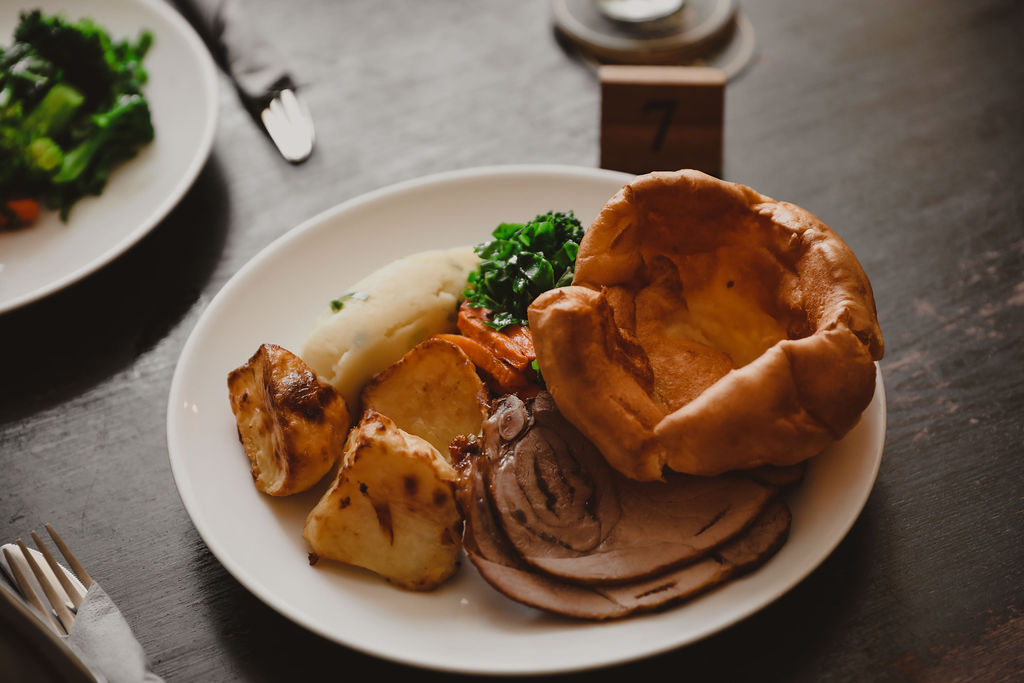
left=17, top=539, right=75, bottom=634
left=280, top=89, right=314, bottom=140
left=31, top=530, right=84, bottom=609
left=3, top=545, right=66, bottom=635
left=268, top=94, right=287, bottom=122
left=46, top=525, right=92, bottom=589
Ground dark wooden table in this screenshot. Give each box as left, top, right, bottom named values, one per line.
left=2, top=0, right=1021, bottom=680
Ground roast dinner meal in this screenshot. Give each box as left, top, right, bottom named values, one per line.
left=226, top=169, right=884, bottom=619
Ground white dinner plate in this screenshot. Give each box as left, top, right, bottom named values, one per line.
left=167, top=165, right=886, bottom=675
left=0, top=0, right=218, bottom=313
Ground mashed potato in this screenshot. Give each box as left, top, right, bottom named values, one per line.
left=301, top=246, right=479, bottom=413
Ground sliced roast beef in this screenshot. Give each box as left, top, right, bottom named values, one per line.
left=460, top=450, right=792, bottom=620
left=745, top=463, right=807, bottom=488
left=478, top=392, right=791, bottom=583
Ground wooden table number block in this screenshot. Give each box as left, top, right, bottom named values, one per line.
left=600, top=65, right=726, bottom=177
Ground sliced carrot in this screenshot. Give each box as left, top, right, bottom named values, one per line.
left=0, top=199, right=41, bottom=228
left=457, top=302, right=536, bottom=370
left=503, top=324, right=536, bottom=359
left=436, top=333, right=522, bottom=388
left=435, top=333, right=540, bottom=398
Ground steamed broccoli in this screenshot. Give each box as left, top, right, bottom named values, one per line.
left=49, top=93, right=153, bottom=215
left=13, top=10, right=151, bottom=107
left=0, top=10, right=154, bottom=225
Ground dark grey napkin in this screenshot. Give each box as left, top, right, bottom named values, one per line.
left=173, top=0, right=296, bottom=113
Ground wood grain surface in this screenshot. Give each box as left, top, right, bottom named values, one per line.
left=1, top=0, right=1022, bottom=680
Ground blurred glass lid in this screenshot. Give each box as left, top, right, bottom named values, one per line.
left=553, top=0, right=755, bottom=79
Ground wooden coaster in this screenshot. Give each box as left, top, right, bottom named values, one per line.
left=599, top=65, right=726, bottom=176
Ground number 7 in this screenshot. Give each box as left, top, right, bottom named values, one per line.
left=643, top=99, right=677, bottom=152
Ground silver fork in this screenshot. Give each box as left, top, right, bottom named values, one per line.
left=260, top=88, right=316, bottom=164
left=2, top=524, right=93, bottom=635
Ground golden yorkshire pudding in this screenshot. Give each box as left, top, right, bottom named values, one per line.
left=528, top=170, right=884, bottom=481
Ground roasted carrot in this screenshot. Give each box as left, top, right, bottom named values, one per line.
left=435, top=333, right=540, bottom=398
left=503, top=323, right=535, bottom=351
left=457, top=302, right=536, bottom=370
left=435, top=333, right=523, bottom=388
left=0, top=199, right=41, bottom=228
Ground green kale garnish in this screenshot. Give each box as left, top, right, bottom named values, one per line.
left=463, top=211, right=585, bottom=329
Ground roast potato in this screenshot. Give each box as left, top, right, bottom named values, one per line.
left=303, top=410, right=462, bottom=591
left=360, top=337, right=488, bottom=459
left=227, top=344, right=350, bottom=495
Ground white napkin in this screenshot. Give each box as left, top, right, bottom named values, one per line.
left=1, top=545, right=163, bottom=683
left=60, top=582, right=164, bottom=683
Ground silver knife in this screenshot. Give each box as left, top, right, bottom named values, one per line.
left=174, top=0, right=315, bottom=163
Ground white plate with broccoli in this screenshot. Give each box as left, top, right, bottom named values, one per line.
left=0, top=0, right=217, bottom=313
